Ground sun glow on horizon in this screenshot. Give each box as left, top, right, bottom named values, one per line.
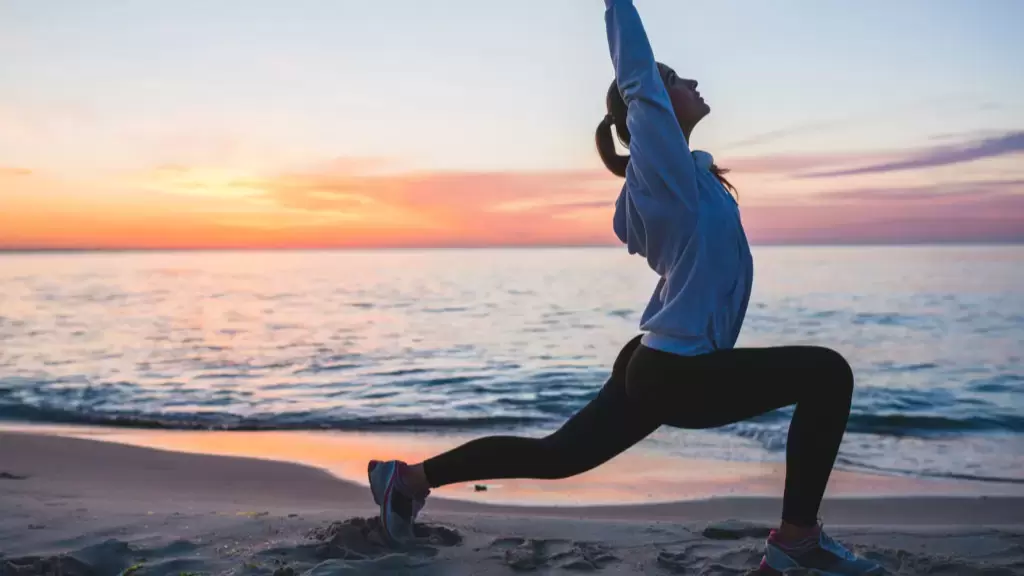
left=1, top=1, right=1021, bottom=248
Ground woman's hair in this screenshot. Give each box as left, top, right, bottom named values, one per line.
left=595, top=77, right=736, bottom=196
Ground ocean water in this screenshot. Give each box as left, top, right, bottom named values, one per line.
left=1, top=246, right=1021, bottom=485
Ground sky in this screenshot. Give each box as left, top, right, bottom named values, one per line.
left=1, top=0, right=1022, bottom=249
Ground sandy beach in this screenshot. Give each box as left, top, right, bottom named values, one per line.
left=2, top=428, right=1022, bottom=575
left=3, top=0, right=1023, bottom=569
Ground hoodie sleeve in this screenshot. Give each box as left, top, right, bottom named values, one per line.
left=605, top=0, right=700, bottom=224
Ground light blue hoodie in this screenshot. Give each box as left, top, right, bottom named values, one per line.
left=606, top=0, right=754, bottom=356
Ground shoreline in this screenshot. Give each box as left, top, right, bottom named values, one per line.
left=4, top=423, right=1022, bottom=507
left=3, top=429, right=1022, bottom=575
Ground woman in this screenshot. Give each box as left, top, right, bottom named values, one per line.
left=367, top=1, right=882, bottom=574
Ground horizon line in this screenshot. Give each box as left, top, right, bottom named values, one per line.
left=1, top=240, right=1022, bottom=254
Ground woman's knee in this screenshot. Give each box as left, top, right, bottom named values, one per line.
left=811, top=346, right=854, bottom=398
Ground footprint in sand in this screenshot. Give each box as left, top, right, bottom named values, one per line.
left=258, top=516, right=463, bottom=569
left=657, top=545, right=766, bottom=575
left=2, top=539, right=155, bottom=576
left=489, top=537, right=620, bottom=571
left=2, top=555, right=94, bottom=576
left=255, top=518, right=463, bottom=574
left=655, top=550, right=690, bottom=574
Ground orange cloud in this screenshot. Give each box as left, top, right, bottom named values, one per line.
left=0, top=167, right=32, bottom=177
left=227, top=165, right=623, bottom=246
left=2, top=158, right=1021, bottom=250
left=0, top=164, right=623, bottom=249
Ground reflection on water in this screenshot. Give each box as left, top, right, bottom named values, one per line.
left=0, top=246, right=1021, bottom=484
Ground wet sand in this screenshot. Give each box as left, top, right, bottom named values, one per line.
left=2, top=428, right=1022, bottom=575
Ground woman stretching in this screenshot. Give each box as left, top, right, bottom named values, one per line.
left=367, top=1, right=882, bottom=574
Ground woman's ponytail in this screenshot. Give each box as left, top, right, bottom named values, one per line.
left=595, top=73, right=738, bottom=199
left=710, top=164, right=737, bottom=197
left=595, top=114, right=629, bottom=178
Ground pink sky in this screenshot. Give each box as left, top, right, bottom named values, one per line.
left=1, top=1, right=1022, bottom=248
left=2, top=130, right=1022, bottom=249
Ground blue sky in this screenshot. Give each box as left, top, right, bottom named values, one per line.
left=3, top=0, right=1022, bottom=171
left=1, top=0, right=1022, bottom=247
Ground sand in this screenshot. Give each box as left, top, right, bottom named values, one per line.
left=2, top=429, right=1023, bottom=575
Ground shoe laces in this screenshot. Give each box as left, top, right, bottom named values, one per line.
left=818, top=527, right=857, bottom=561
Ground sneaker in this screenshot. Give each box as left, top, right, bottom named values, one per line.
left=750, top=523, right=884, bottom=575
left=367, top=460, right=429, bottom=545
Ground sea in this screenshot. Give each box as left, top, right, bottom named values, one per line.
left=1, top=246, right=1021, bottom=486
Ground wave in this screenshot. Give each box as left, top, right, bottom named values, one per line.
left=835, top=456, right=1024, bottom=486
left=0, top=402, right=554, bottom=432
left=846, top=412, right=1024, bottom=435
left=3, top=397, right=1023, bottom=439
left=742, top=407, right=1024, bottom=437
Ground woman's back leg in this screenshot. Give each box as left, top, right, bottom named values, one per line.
left=421, top=335, right=660, bottom=487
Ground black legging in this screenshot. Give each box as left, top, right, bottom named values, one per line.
left=422, top=335, right=854, bottom=527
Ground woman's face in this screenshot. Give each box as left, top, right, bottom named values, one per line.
left=658, top=63, right=710, bottom=133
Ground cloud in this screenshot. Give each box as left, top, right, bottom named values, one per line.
left=489, top=196, right=612, bottom=213
left=927, top=129, right=1007, bottom=143
left=251, top=165, right=616, bottom=213
left=116, top=160, right=622, bottom=246
left=4, top=157, right=1020, bottom=249
left=0, top=167, right=32, bottom=177
left=246, top=173, right=382, bottom=212
left=305, top=191, right=374, bottom=204
left=723, top=152, right=890, bottom=175
left=721, top=120, right=848, bottom=150
left=740, top=178, right=1024, bottom=244
left=796, top=131, right=1024, bottom=178
left=722, top=130, right=1024, bottom=179
left=139, top=166, right=268, bottom=199
left=823, top=179, right=1024, bottom=202
left=185, top=165, right=624, bottom=246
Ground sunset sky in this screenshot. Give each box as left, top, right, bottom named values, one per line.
left=2, top=0, right=1022, bottom=249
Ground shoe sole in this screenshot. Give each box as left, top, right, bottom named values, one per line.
left=804, top=559, right=886, bottom=576
left=783, top=566, right=886, bottom=576
left=765, top=544, right=885, bottom=576
left=367, top=460, right=403, bottom=546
